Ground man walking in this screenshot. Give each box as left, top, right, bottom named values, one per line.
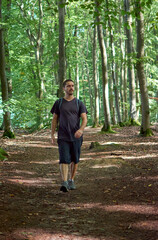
left=50, top=79, right=88, bottom=192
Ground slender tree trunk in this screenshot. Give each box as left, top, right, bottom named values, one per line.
left=93, top=25, right=99, bottom=127
left=135, top=0, right=153, bottom=136
left=0, top=0, right=14, bottom=138
left=107, top=0, right=122, bottom=126
left=58, top=0, right=65, bottom=97
left=37, top=0, right=44, bottom=100
left=86, top=63, right=94, bottom=122
left=0, top=0, right=12, bottom=130
left=5, top=0, right=12, bottom=98
left=36, top=0, right=45, bottom=128
left=119, top=10, right=126, bottom=122
left=124, top=0, right=138, bottom=123
left=124, top=52, right=128, bottom=121
left=76, top=62, right=79, bottom=98
left=95, top=0, right=111, bottom=131
left=74, top=25, right=79, bottom=98
left=85, top=32, right=94, bottom=123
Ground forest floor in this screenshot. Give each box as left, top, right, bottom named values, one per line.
left=0, top=125, right=158, bottom=240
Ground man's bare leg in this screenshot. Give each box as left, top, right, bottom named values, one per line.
left=68, top=162, right=78, bottom=190
left=60, top=164, right=69, bottom=192
left=60, top=164, right=68, bottom=181
left=70, top=162, right=78, bottom=180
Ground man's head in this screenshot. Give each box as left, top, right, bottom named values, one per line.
left=63, top=79, right=74, bottom=88
left=63, top=79, right=74, bottom=96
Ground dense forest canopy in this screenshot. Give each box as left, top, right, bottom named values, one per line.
left=0, top=0, right=158, bottom=135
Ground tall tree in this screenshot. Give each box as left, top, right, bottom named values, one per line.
left=0, top=0, right=14, bottom=138
left=135, top=0, right=153, bottom=136
left=4, top=0, right=12, bottom=98
left=124, top=0, right=138, bottom=124
left=106, top=0, right=122, bottom=126
left=58, top=0, right=65, bottom=97
left=95, top=0, right=111, bottom=131
left=93, top=24, right=100, bottom=127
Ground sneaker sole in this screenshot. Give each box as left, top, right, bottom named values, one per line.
left=69, top=187, right=76, bottom=190
left=60, top=185, right=69, bottom=192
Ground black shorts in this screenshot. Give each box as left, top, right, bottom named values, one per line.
left=57, top=139, right=83, bottom=164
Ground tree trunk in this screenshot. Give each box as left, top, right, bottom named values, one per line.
left=58, top=0, right=65, bottom=97
left=5, top=0, right=12, bottom=98
left=35, top=0, right=45, bottom=128
left=135, top=0, right=153, bottom=136
left=76, top=62, right=79, bottom=98
left=124, top=0, right=138, bottom=123
left=0, top=0, right=14, bottom=138
left=95, top=0, right=111, bottom=131
left=74, top=25, right=79, bottom=98
left=106, top=0, right=122, bottom=126
left=93, top=25, right=99, bottom=127
left=86, top=63, right=94, bottom=123
left=119, top=10, right=126, bottom=122
left=124, top=53, right=128, bottom=121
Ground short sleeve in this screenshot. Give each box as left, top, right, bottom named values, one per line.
left=50, top=100, right=60, bottom=115
left=79, top=100, right=88, bottom=115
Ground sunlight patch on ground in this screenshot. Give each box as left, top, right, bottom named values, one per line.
left=1, top=161, right=20, bottom=164
left=6, top=177, right=57, bottom=187
left=132, top=220, right=158, bottom=231
left=134, top=142, right=158, bottom=146
left=102, top=142, right=125, bottom=145
left=30, top=160, right=59, bottom=165
left=102, top=204, right=158, bottom=215
left=134, top=176, right=158, bottom=181
left=8, top=228, right=115, bottom=240
left=14, top=170, right=36, bottom=175
left=80, top=157, right=93, bottom=161
left=69, top=203, right=158, bottom=215
left=122, top=154, right=157, bottom=160
left=4, top=140, right=58, bottom=149
left=84, top=126, right=101, bottom=133
left=91, top=164, right=119, bottom=169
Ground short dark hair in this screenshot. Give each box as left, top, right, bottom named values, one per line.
left=63, top=79, right=74, bottom=88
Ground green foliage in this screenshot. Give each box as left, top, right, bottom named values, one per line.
left=0, top=148, right=8, bottom=161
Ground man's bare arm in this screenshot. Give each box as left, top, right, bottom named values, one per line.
left=74, top=113, right=87, bottom=138
left=51, top=113, right=58, bottom=144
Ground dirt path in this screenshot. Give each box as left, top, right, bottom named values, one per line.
left=0, top=126, right=158, bottom=240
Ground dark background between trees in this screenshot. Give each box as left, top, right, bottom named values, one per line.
left=0, top=0, right=158, bottom=137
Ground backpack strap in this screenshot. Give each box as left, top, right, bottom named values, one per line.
left=76, top=99, right=80, bottom=113
left=58, top=98, right=63, bottom=110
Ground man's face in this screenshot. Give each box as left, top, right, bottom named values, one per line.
left=63, top=81, right=74, bottom=95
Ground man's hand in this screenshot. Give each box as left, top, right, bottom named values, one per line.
left=74, top=129, right=83, bottom=139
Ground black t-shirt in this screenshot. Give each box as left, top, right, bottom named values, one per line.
left=50, top=98, right=87, bottom=141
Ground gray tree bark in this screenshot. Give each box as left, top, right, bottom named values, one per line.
left=93, top=25, right=100, bottom=127
left=58, top=0, right=65, bottom=97
left=135, top=0, right=152, bottom=136
left=95, top=0, right=111, bottom=131
left=124, top=0, right=137, bottom=123
left=106, top=0, right=122, bottom=126
left=0, top=0, right=14, bottom=138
